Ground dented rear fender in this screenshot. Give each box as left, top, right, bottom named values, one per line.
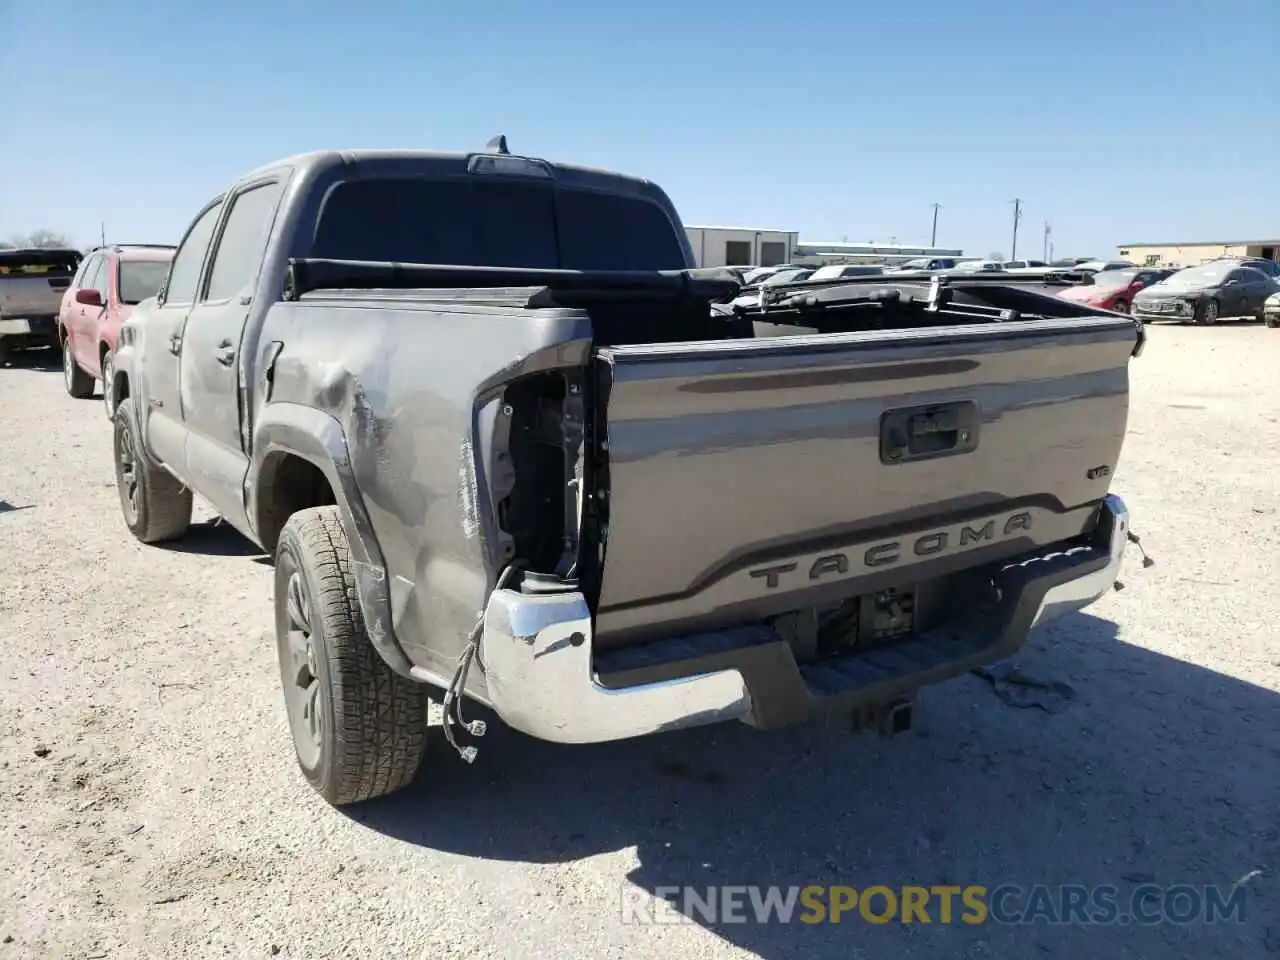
left=250, top=401, right=416, bottom=678
left=250, top=300, right=593, bottom=684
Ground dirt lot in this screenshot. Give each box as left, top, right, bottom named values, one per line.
left=1, top=325, right=1278, bottom=959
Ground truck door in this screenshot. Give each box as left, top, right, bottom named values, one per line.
left=177, top=178, right=285, bottom=533
left=142, top=198, right=225, bottom=477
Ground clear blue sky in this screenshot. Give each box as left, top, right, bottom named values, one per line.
left=2, top=0, right=1277, bottom=259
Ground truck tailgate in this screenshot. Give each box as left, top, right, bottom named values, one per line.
left=591, top=315, right=1137, bottom=644
left=0, top=274, right=72, bottom=319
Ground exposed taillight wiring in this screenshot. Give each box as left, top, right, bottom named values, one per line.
left=440, top=563, right=520, bottom=763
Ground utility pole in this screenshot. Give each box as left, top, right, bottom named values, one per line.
left=1043, top=220, right=1051, bottom=262
left=99, top=222, right=106, bottom=247
left=1010, top=199, right=1023, bottom=260
left=930, top=203, right=942, bottom=247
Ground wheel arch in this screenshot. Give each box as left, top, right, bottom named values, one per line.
left=251, top=402, right=414, bottom=678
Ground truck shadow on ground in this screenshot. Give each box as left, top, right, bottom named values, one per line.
left=156, top=519, right=266, bottom=559
left=2, top=346, right=61, bottom=372
left=347, top=613, right=1278, bottom=959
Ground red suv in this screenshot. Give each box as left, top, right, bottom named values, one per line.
left=58, top=244, right=174, bottom=416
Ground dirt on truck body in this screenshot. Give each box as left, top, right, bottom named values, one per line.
left=110, top=138, right=1138, bottom=805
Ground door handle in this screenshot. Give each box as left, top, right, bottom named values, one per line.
left=168, top=333, right=182, bottom=355
left=881, top=401, right=979, bottom=465
left=215, top=338, right=236, bottom=366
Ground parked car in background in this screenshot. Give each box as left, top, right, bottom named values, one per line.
left=1264, top=289, right=1280, bottom=328
left=1234, top=257, right=1280, bottom=278
left=1132, top=261, right=1278, bottom=325
left=730, top=266, right=815, bottom=308
left=807, top=264, right=884, bottom=281
left=57, top=244, right=175, bottom=415
left=893, top=257, right=958, bottom=271
left=742, top=265, right=808, bottom=285
left=1002, top=258, right=1048, bottom=269
left=1055, top=268, right=1174, bottom=314
left=761, top=267, right=813, bottom=285
left=1072, top=259, right=1136, bottom=275
left=949, top=260, right=1004, bottom=273
left=0, top=246, right=82, bottom=363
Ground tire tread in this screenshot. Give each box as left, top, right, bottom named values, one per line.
left=113, top=401, right=192, bottom=544
left=282, top=506, right=428, bottom=805
left=64, top=342, right=95, bottom=399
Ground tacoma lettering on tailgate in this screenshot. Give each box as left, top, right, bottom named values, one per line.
left=748, top=511, right=1033, bottom=590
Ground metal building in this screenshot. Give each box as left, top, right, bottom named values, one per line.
left=684, top=225, right=800, bottom=268
left=1117, top=239, right=1280, bottom=268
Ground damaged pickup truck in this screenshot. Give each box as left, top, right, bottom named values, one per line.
left=111, top=140, right=1140, bottom=805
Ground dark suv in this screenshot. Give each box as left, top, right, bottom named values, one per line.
left=1236, top=257, right=1280, bottom=278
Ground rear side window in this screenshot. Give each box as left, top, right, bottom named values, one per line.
left=165, top=200, right=225, bottom=305
left=555, top=189, right=687, bottom=270
left=80, top=256, right=105, bottom=294
left=71, top=256, right=94, bottom=287
left=91, top=256, right=111, bottom=299
left=310, top=178, right=687, bottom=271
left=119, top=261, right=173, bottom=305
left=203, top=181, right=285, bottom=302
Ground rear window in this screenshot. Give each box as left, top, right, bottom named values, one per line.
left=119, top=260, right=172, bottom=305
left=0, top=249, right=81, bottom=276
left=309, top=178, right=688, bottom=271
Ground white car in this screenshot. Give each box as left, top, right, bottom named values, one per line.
left=1074, top=259, right=1136, bottom=274
left=949, top=260, right=1005, bottom=273
left=729, top=267, right=814, bottom=309
left=1264, top=289, right=1280, bottom=328
left=807, top=264, right=883, bottom=281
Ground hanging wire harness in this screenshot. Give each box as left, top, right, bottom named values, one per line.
left=440, top=564, right=520, bottom=763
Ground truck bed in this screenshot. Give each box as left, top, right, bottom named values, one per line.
left=269, top=260, right=1138, bottom=682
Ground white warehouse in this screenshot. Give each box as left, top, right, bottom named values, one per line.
left=685, top=225, right=800, bottom=268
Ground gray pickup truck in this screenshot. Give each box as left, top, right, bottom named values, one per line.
left=0, top=247, right=82, bottom=362
left=111, top=141, right=1139, bottom=806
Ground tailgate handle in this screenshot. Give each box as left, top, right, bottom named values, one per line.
left=881, top=402, right=979, bottom=464
left=910, top=409, right=959, bottom=438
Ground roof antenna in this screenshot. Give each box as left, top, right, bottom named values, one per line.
left=484, top=134, right=510, bottom=155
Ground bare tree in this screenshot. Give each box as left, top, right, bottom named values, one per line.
left=987, top=251, right=1005, bottom=261
left=5, top=229, right=74, bottom=249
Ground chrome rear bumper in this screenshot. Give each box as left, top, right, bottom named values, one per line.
left=481, top=589, right=752, bottom=743
left=1030, top=493, right=1128, bottom=629
left=481, top=494, right=1129, bottom=744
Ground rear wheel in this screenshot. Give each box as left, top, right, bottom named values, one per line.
left=274, top=506, right=430, bottom=805
left=1112, top=299, right=1129, bottom=314
left=63, top=339, right=94, bottom=398
left=113, top=399, right=192, bottom=543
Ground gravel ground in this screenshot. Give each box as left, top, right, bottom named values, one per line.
left=1, top=325, right=1278, bottom=960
